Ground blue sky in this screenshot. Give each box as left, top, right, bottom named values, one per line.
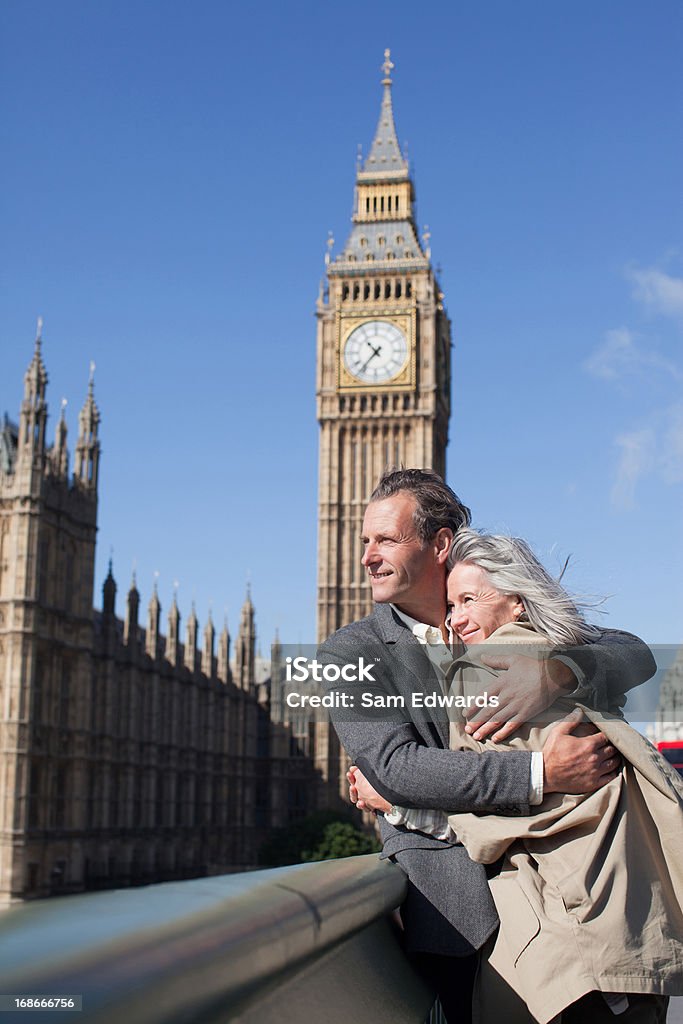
left=2, top=0, right=681, bottom=656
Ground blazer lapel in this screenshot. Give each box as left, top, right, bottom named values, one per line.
left=371, top=603, right=450, bottom=748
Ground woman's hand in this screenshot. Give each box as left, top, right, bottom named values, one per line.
left=347, top=765, right=393, bottom=813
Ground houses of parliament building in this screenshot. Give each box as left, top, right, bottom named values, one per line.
left=0, top=52, right=453, bottom=904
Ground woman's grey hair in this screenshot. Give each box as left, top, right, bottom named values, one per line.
left=447, top=528, right=601, bottom=646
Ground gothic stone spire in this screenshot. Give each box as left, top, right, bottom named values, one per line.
left=359, top=49, right=409, bottom=181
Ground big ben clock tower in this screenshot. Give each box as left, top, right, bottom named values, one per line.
left=316, top=51, right=452, bottom=643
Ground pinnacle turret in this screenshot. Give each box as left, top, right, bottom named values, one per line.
left=18, top=318, right=49, bottom=461
left=102, top=557, right=117, bottom=616
left=74, top=361, right=101, bottom=490
left=167, top=587, right=181, bottom=666
left=235, top=584, right=256, bottom=690
left=146, top=579, right=161, bottom=659
left=185, top=603, right=199, bottom=673
left=202, top=611, right=215, bottom=676
left=218, top=616, right=231, bottom=683
left=53, top=398, right=69, bottom=477
left=124, top=571, right=140, bottom=648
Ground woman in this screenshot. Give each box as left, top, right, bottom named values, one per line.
left=351, top=529, right=683, bottom=1024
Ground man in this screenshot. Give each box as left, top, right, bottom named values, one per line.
left=317, top=468, right=655, bottom=1024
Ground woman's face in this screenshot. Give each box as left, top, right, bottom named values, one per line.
left=447, top=562, right=524, bottom=644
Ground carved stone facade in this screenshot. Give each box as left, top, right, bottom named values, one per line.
left=0, top=331, right=315, bottom=905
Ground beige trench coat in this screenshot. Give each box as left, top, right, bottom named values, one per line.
left=446, top=622, right=683, bottom=1024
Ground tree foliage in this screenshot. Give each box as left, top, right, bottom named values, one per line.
left=258, top=810, right=380, bottom=867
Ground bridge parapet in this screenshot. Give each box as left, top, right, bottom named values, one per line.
left=0, top=855, right=437, bottom=1023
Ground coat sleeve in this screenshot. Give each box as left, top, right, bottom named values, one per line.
left=317, top=631, right=532, bottom=813
left=556, top=628, right=656, bottom=714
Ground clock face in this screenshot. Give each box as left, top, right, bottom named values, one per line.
left=343, top=321, right=408, bottom=384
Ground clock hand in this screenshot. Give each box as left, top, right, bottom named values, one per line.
left=359, top=345, right=382, bottom=374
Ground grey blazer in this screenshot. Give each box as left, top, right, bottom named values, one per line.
left=317, top=603, right=656, bottom=956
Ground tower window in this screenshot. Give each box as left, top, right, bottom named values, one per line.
left=363, top=283, right=370, bottom=300
left=395, top=194, right=400, bottom=210
left=385, top=282, right=391, bottom=299
left=405, top=249, right=413, bottom=258
left=378, top=236, right=385, bottom=247
left=396, top=281, right=402, bottom=298
left=373, top=197, right=377, bottom=213
left=380, top=197, right=384, bottom=212
left=360, top=236, right=368, bottom=248
left=353, top=283, right=360, bottom=299
left=396, top=234, right=404, bottom=245
left=374, top=283, right=381, bottom=299
left=388, top=196, right=392, bottom=212
left=342, top=284, right=349, bottom=300
left=406, top=280, right=412, bottom=298
left=365, top=198, right=370, bottom=213
left=386, top=251, right=394, bottom=259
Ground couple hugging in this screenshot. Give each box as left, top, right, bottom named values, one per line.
left=318, top=469, right=683, bottom=1024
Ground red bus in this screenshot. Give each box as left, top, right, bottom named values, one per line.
left=657, top=741, right=683, bottom=777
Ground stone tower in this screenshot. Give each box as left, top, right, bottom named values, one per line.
left=316, top=51, right=452, bottom=644
left=0, top=322, right=100, bottom=902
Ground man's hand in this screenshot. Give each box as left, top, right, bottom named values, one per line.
left=543, top=709, right=621, bottom=793
left=347, top=765, right=393, bottom=813
left=464, top=653, right=576, bottom=742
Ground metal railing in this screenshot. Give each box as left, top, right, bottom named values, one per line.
left=0, top=855, right=436, bottom=1023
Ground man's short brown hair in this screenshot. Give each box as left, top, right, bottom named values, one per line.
left=370, top=469, right=471, bottom=543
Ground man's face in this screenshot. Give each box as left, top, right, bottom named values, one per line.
left=361, top=493, right=446, bottom=616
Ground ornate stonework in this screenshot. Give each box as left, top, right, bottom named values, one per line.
left=0, top=331, right=315, bottom=905
left=316, top=52, right=452, bottom=644
left=314, top=53, right=453, bottom=803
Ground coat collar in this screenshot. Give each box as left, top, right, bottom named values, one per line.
left=371, top=601, right=418, bottom=644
